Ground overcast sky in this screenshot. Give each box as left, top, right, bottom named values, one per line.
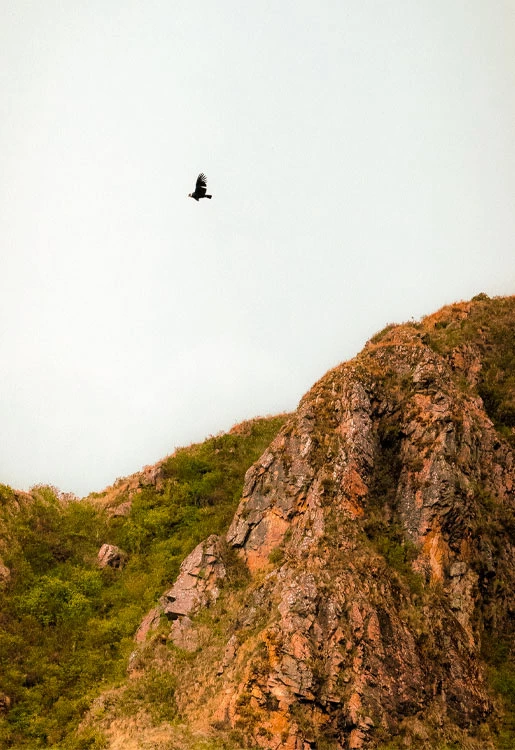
left=1, top=1, right=514, bottom=496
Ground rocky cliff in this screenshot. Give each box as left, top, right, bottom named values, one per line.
left=37, top=296, right=515, bottom=748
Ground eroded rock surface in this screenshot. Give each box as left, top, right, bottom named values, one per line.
left=135, top=535, right=226, bottom=647
left=163, top=534, right=226, bottom=620
left=130, top=297, right=515, bottom=749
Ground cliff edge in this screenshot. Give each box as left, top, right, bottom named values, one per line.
left=88, top=295, right=515, bottom=749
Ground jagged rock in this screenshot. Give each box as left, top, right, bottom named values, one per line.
left=135, top=535, right=227, bottom=648
left=89, top=296, right=515, bottom=750
left=108, top=500, right=132, bottom=517
left=97, top=543, right=127, bottom=569
left=162, top=535, right=226, bottom=620
left=86, top=460, right=165, bottom=512
left=217, top=634, right=239, bottom=675
left=210, top=301, right=515, bottom=748
left=134, top=605, right=163, bottom=643
left=140, top=463, right=165, bottom=488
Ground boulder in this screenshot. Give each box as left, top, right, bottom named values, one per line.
left=162, top=534, right=226, bottom=620
left=97, top=543, right=127, bottom=569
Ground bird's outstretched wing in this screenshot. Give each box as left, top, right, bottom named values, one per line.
left=196, top=173, right=208, bottom=193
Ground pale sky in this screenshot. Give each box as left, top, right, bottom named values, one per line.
left=1, top=1, right=514, bottom=496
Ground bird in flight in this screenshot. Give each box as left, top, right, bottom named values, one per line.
left=188, top=173, right=212, bottom=201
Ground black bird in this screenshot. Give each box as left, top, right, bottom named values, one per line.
left=188, top=173, right=212, bottom=201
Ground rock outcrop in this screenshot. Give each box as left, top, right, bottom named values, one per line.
left=86, top=463, right=167, bottom=514
left=126, top=296, right=515, bottom=748
left=97, top=543, right=127, bottom=569
left=135, top=535, right=226, bottom=647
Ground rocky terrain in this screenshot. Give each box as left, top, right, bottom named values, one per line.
left=81, top=294, right=515, bottom=749
left=1, top=294, right=514, bottom=749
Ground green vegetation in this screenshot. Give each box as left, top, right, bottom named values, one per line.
left=267, top=546, right=284, bottom=565
left=118, top=668, right=178, bottom=723
left=423, top=295, right=515, bottom=444
left=0, top=416, right=287, bottom=748
left=481, top=634, right=515, bottom=749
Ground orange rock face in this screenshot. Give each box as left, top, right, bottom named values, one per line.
left=135, top=296, right=515, bottom=749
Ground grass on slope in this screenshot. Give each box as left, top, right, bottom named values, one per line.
left=0, top=415, right=287, bottom=749
left=422, top=294, right=515, bottom=442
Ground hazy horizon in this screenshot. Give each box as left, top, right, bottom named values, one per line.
left=2, top=1, right=514, bottom=496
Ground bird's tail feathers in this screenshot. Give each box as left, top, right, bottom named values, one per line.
left=206, top=195, right=212, bottom=199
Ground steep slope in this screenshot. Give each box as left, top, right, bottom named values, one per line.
left=87, top=294, right=515, bottom=750
left=0, top=417, right=288, bottom=748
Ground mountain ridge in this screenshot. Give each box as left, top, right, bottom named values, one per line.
left=1, top=293, right=514, bottom=749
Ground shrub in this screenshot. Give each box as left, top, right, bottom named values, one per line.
left=0, top=415, right=288, bottom=747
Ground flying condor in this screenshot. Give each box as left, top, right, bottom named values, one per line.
left=188, top=173, right=212, bottom=201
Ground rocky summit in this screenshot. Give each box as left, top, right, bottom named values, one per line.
left=1, top=295, right=514, bottom=749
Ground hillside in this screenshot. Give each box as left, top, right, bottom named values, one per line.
left=1, top=293, right=514, bottom=749
left=0, top=416, right=289, bottom=748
